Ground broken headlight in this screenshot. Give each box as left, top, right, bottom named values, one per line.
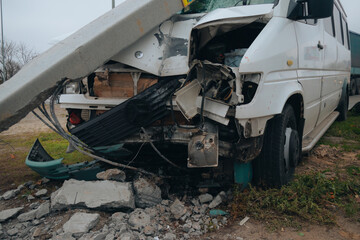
left=64, top=81, right=81, bottom=94
left=241, top=73, right=261, bottom=104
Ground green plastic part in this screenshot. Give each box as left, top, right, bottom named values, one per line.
left=25, top=139, right=104, bottom=180
left=234, top=161, right=252, bottom=189
left=209, top=209, right=229, bottom=216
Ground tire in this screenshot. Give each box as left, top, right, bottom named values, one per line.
left=350, top=79, right=356, bottom=96
left=253, top=104, right=300, bottom=188
left=336, top=85, right=348, bottom=121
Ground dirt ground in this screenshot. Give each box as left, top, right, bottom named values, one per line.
left=0, top=105, right=67, bottom=136
left=0, top=107, right=360, bottom=240
left=206, top=144, right=360, bottom=240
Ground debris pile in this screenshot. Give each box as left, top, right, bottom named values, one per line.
left=0, top=169, right=232, bottom=240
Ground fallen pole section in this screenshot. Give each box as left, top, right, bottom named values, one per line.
left=0, top=0, right=187, bottom=132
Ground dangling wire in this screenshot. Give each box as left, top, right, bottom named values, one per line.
left=31, top=79, right=157, bottom=177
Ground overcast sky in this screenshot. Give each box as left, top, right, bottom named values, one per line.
left=2, top=0, right=360, bottom=54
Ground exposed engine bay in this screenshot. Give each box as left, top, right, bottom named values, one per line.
left=53, top=11, right=270, bottom=175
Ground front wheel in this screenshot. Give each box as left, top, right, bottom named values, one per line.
left=336, top=84, right=348, bottom=121
left=253, top=104, right=300, bottom=187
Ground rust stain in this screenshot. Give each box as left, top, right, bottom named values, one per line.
left=136, top=19, right=144, bottom=34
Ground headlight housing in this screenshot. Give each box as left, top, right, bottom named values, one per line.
left=64, top=81, right=80, bottom=94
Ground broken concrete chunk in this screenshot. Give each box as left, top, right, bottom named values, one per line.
left=27, top=195, right=35, bottom=201
left=209, top=191, right=226, bottom=209
left=41, top=177, right=50, bottom=184
left=51, top=179, right=135, bottom=211
left=96, top=168, right=126, bottom=182
left=209, top=196, right=222, bottom=209
left=2, top=189, right=19, bottom=200
left=17, top=209, right=37, bottom=222
left=104, top=232, right=115, bottom=240
left=63, top=212, right=99, bottom=238
left=119, top=231, right=136, bottom=240
left=36, top=202, right=50, bottom=219
left=7, top=228, right=19, bottom=236
left=53, top=233, right=76, bottom=240
left=198, top=193, right=213, bottom=204
left=35, top=189, right=48, bottom=197
left=0, top=207, right=23, bottom=223
left=111, top=212, right=128, bottom=224
left=170, top=199, right=187, bottom=220
left=163, top=232, right=177, bottom=240
left=143, top=225, right=155, bottom=236
left=128, top=209, right=151, bottom=231
left=133, top=177, right=162, bottom=208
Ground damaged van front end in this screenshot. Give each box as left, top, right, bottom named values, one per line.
left=58, top=2, right=277, bottom=174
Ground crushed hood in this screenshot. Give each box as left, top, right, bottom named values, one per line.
left=111, top=4, right=273, bottom=77
left=194, top=4, right=274, bottom=29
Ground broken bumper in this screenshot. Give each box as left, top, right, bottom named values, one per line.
left=26, top=139, right=104, bottom=180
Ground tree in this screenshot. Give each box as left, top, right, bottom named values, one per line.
left=0, top=41, right=37, bottom=84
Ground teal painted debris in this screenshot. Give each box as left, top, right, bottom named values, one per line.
left=209, top=209, right=229, bottom=217
left=26, top=139, right=104, bottom=180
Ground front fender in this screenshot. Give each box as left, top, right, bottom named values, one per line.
left=236, top=75, right=304, bottom=120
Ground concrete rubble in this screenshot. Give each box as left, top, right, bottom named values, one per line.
left=34, top=189, right=48, bottom=197
left=0, top=174, right=231, bottom=239
left=133, top=177, right=162, bottom=208
left=0, top=207, right=23, bottom=223
left=1, top=189, right=20, bottom=200
left=96, top=168, right=126, bottom=182
left=199, top=193, right=213, bottom=204
left=51, top=179, right=135, bottom=210
left=63, top=212, right=100, bottom=238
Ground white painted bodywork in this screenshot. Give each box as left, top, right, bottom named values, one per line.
left=112, top=15, right=199, bottom=76
left=60, top=0, right=350, bottom=150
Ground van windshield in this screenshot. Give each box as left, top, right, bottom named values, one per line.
left=182, top=0, right=277, bottom=14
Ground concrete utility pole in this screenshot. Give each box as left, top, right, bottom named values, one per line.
left=0, top=0, right=5, bottom=83
left=112, top=0, right=115, bottom=9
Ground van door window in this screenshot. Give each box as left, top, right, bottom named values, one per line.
left=333, top=6, right=343, bottom=44
left=342, top=18, right=350, bottom=49
left=324, top=16, right=335, bottom=37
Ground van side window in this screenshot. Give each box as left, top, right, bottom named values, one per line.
left=298, top=2, right=317, bottom=25
left=324, top=16, right=335, bottom=37
left=333, top=6, right=343, bottom=44
left=342, top=18, right=350, bottom=49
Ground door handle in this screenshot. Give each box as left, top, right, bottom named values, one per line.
left=317, top=41, right=324, bottom=50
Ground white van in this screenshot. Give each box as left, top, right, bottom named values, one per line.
left=59, top=0, right=351, bottom=187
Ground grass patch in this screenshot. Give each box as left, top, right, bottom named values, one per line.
left=2, top=132, right=91, bottom=165
left=0, top=132, right=91, bottom=189
left=231, top=110, right=360, bottom=230
left=231, top=171, right=360, bottom=230
left=319, top=111, right=360, bottom=151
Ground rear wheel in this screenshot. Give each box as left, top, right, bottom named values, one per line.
left=253, top=104, right=300, bottom=187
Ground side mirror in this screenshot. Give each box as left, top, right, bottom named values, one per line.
left=288, top=0, right=334, bottom=20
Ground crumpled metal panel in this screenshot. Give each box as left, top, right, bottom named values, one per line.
left=187, top=122, right=218, bottom=168
left=70, top=79, right=181, bottom=147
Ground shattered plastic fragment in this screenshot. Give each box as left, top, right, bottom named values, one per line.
left=209, top=209, right=229, bottom=216
left=26, top=139, right=104, bottom=180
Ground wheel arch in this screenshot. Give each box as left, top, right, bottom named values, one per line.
left=284, top=93, right=304, bottom=126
